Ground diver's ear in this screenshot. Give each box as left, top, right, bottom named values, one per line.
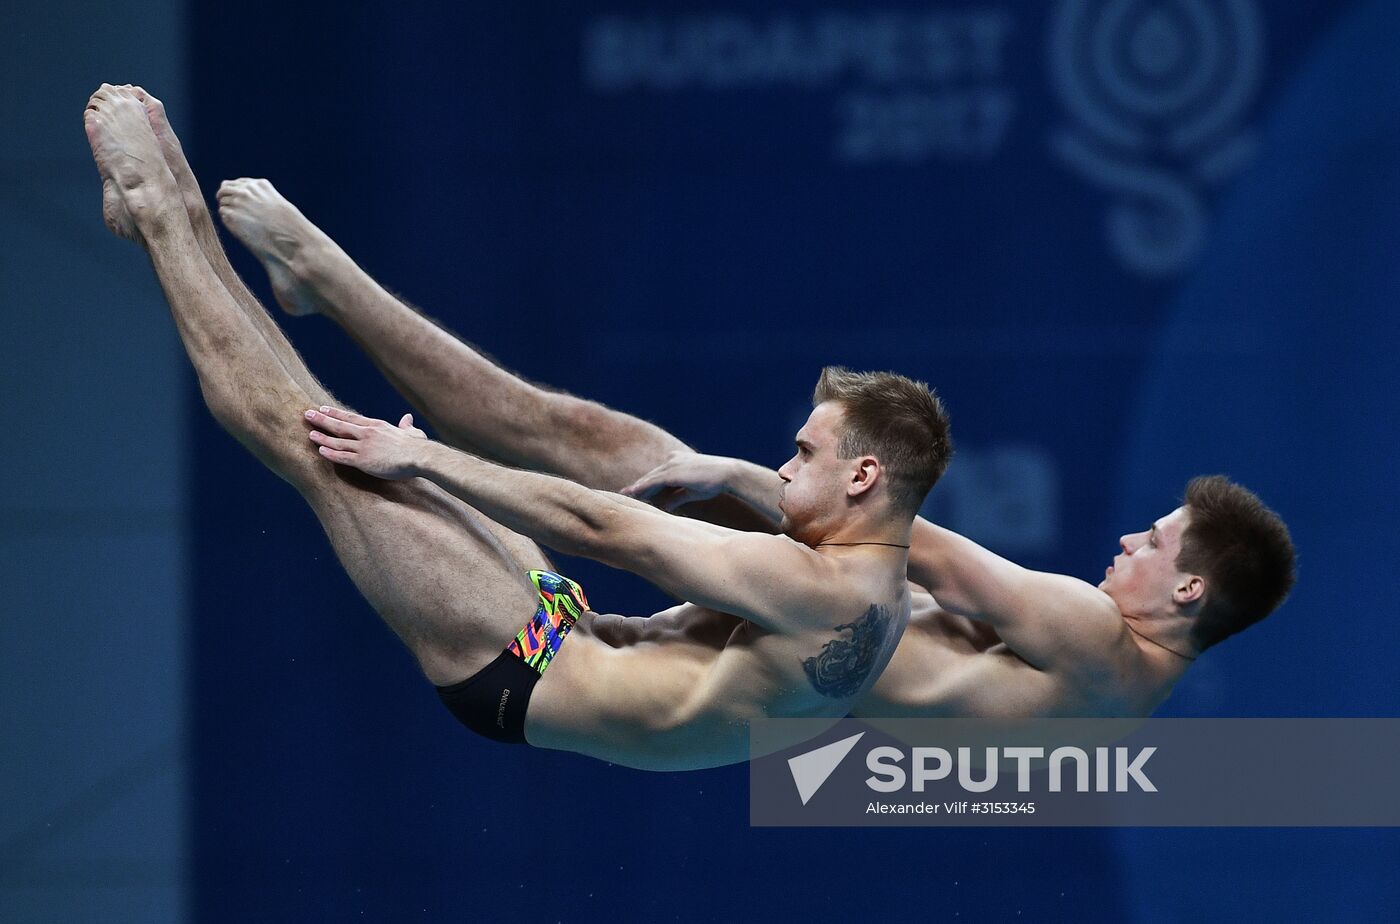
left=848, top=457, right=879, bottom=499
left=1174, top=574, right=1205, bottom=606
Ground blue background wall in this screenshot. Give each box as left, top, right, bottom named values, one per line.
left=1, top=3, right=187, bottom=920
left=4, top=1, right=1397, bottom=921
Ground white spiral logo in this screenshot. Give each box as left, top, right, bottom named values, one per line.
left=1050, top=0, right=1263, bottom=276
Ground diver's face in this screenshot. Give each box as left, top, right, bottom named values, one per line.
left=775, top=402, right=849, bottom=540
left=1100, top=506, right=1193, bottom=615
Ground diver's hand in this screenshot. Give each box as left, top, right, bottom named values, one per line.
left=620, top=451, right=741, bottom=512
left=304, top=406, right=427, bottom=480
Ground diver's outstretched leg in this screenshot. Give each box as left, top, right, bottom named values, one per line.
left=217, top=177, right=690, bottom=489
left=85, top=84, right=547, bottom=684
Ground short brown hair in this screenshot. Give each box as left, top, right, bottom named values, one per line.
left=812, top=366, right=953, bottom=516
left=1176, top=475, right=1296, bottom=650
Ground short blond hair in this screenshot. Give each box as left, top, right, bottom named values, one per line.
left=812, top=366, right=953, bottom=515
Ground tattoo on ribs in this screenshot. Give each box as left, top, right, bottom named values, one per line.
left=801, top=604, right=891, bottom=698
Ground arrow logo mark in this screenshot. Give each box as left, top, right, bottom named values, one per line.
left=787, top=732, right=865, bottom=805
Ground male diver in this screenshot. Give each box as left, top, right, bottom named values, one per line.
left=84, top=85, right=952, bottom=770
left=210, top=160, right=1297, bottom=723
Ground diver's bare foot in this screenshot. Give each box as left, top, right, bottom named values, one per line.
left=217, top=178, right=334, bottom=316
left=127, top=87, right=208, bottom=222
left=84, top=84, right=183, bottom=244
